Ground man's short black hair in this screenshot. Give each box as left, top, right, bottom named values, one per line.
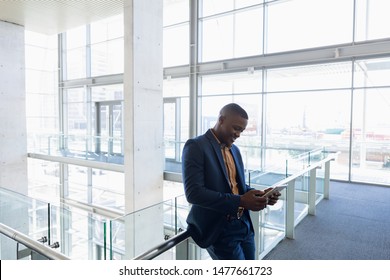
left=220, top=103, right=248, bottom=120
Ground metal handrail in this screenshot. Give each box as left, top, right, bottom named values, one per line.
left=0, top=223, right=70, bottom=260
left=274, top=151, right=339, bottom=186
left=133, top=230, right=190, bottom=260
left=249, top=151, right=339, bottom=188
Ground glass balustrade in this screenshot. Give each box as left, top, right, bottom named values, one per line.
left=0, top=188, right=49, bottom=240
left=109, top=194, right=190, bottom=260
left=0, top=233, right=52, bottom=260
left=245, top=148, right=332, bottom=259
left=28, top=134, right=124, bottom=164
left=0, top=188, right=109, bottom=260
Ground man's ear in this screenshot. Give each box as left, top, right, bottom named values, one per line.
left=218, top=115, right=226, bottom=124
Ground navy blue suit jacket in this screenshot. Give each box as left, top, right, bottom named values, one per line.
left=182, top=129, right=253, bottom=248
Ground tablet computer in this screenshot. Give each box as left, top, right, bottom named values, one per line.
left=262, top=184, right=287, bottom=198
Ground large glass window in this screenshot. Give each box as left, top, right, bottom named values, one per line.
left=91, top=169, right=124, bottom=212
left=164, top=0, right=189, bottom=26
left=25, top=31, right=60, bottom=206
left=230, top=94, right=263, bottom=171
left=355, top=0, right=390, bottom=41
left=200, top=72, right=263, bottom=170
left=201, top=71, right=263, bottom=96
left=91, top=38, right=124, bottom=76
left=90, top=14, right=124, bottom=43
left=266, top=90, right=351, bottom=180
left=67, top=165, right=88, bottom=203
left=64, top=26, right=87, bottom=80
left=91, top=15, right=124, bottom=76
left=163, top=0, right=189, bottom=67
left=164, top=24, right=189, bottom=67
left=91, top=84, right=124, bottom=144
left=266, top=63, right=353, bottom=180
left=354, top=58, right=390, bottom=88
left=25, top=31, right=58, bottom=137
left=163, top=77, right=189, bottom=172
left=351, top=90, right=390, bottom=185
left=91, top=84, right=123, bottom=102
left=200, top=0, right=235, bottom=17
left=28, top=158, right=60, bottom=203
left=266, top=62, right=353, bottom=92
left=266, top=0, right=353, bottom=53
left=65, top=88, right=87, bottom=136
left=200, top=0, right=262, bottom=17
left=200, top=6, right=263, bottom=62
left=64, top=15, right=125, bottom=79
left=352, top=59, right=390, bottom=185
left=197, top=93, right=263, bottom=172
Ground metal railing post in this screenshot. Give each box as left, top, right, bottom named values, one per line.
left=324, top=161, right=331, bottom=199
left=308, top=168, right=317, bottom=215
left=250, top=210, right=260, bottom=260
left=286, top=180, right=296, bottom=239
left=176, top=238, right=189, bottom=260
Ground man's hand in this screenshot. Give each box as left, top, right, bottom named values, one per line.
left=263, top=187, right=281, bottom=205
left=239, top=189, right=268, bottom=211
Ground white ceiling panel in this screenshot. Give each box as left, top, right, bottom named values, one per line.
left=0, top=0, right=124, bottom=34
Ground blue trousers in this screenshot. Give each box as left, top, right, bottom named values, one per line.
left=206, top=214, right=255, bottom=260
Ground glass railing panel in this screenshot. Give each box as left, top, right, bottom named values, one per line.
left=258, top=187, right=287, bottom=256
left=285, top=147, right=326, bottom=174
left=109, top=216, right=127, bottom=260
left=163, top=198, right=177, bottom=240
left=28, top=133, right=58, bottom=156
left=49, top=204, right=108, bottom=260
left=0, top=234, right=51, bottom=260
left=245, top=147, right=327, bottom=188
left=64, top=135, right=89, bottom=159
left=164, top=139, right=176, bottom=160
left=47, top=135, right=61, bottom=156
left=175, top=195, right=190, bottom=234
left=291, top=148, right=328, bottom=202
left=151, top=195, right=191, bottom=260
left=308, top=148, right=327, bottom=165
left=88, top=135, right=124, bottom=164
left=286, top=154, right=308, bottom=175
left=294, top=174, right=309, bottom=225
left=314, top=163, right=326, bottom=201
left=0, top=188, right=50, bottom=241
left=0, top=188, right=54, bottom=259
left=90, top=185, right=125, bottom=214
left=28, top=133, right=124, bottom=164
left=65, top=165, right=125, bottom=213
left=164, top=140, right=185, bottom=173
left=245, top=147, right=289, bottom=187
left=0, top=222, right=71, bottom=260
left=110, top=196, right=186, bottom=260
left=239, top=146, right=287, bottom=176
left=247, top=168, right=286, bottom=188
left=1, top=187, right=111, bottom=260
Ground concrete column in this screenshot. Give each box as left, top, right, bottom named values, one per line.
left=0, top=20, right=28, bottom=259
left=123, top=0, right=164, bottom=258
left=0, top=21, right=28, bottom=195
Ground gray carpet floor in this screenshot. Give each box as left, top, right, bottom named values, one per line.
left=264, top=181, right=390, bottom=260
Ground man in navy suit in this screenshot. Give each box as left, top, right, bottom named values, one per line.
left=182, top=103, right=280, bottom=260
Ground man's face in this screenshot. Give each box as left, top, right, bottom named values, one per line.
left=219, top=113, right=248, bottom=147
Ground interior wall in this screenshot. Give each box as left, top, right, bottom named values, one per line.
left=0, top=21, right=28, bottom=195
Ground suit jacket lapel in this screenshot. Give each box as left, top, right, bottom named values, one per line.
left=230, top=146, right=246, bottom=193
left=205, top=130, right=231, bottom=188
